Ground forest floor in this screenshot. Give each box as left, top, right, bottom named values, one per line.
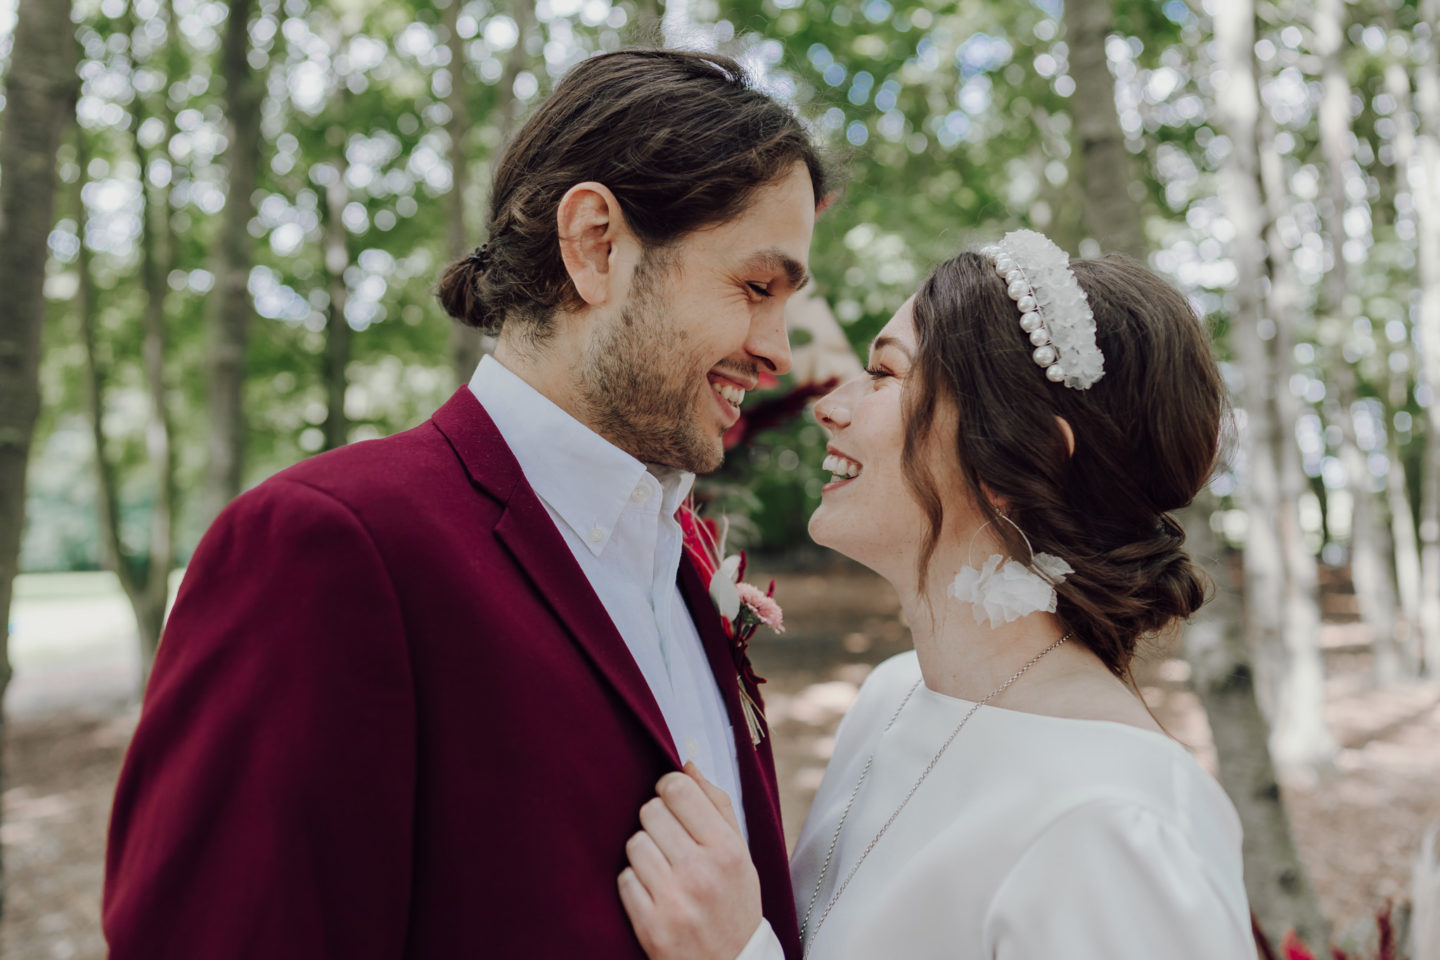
left=4, top=559, right=1438, bottom=959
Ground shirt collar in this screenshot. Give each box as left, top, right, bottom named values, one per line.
left=469, top=354, right=695, bottom=555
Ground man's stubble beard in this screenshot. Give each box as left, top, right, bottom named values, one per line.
left=575, top=254, right=727, bottom=474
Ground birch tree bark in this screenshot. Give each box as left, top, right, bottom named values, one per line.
left=91, top=2, right=183, bottom=684
left=1315, top=0, right=1402, bottom=681
left=201, top=0, right=266, bottom=528
left=1062, top=0, right=1145, bottom=260
left=322, top=123, right=352, bottom=452
left=1412, top=0, right=1440, bottom=676
left=1060, top=4, right=1326, bottom=945
left=0, top=0, right=77, bottom=922
left=1380, top=38, right=1425, bottom=665
left=1214, top=0, right=1335, bottom=770
left=634, top=0, right=663, bottom=40
left=447, top=0, right=532, bottom=385
left=1181, top=499, right=1330, bottom=951
left=444, top=0, right=485, bottom=386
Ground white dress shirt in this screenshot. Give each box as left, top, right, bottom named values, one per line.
left=469, top=354, right=747, bottom=838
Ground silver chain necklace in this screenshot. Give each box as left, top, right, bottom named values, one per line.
left=797, top=635, right=1070, bottom=956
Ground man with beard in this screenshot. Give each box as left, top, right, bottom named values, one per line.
left=103, top=49, right=826, bottom=960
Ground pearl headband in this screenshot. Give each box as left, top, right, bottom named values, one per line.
left=979, top=230, right=1105, bottom=390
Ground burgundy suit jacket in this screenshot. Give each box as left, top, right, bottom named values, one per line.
left=104, top=388, right=801, bottom=959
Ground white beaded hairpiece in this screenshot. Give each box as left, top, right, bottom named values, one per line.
left=979, top=230, right=1105, bottom=390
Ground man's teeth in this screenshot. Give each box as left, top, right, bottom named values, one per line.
left=822, top=454, right=862, bottom=480
left=712, top=381, right=746, bottom=407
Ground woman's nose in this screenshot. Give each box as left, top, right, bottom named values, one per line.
left=813, top=381, right=852, bottom=429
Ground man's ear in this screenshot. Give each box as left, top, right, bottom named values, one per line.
left=556, top=181, right=630, bottom=307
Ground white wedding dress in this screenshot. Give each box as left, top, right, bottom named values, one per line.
left=739, top=651, right=1254, bottom=960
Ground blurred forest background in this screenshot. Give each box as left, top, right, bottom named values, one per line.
left=2, top=0, right=1440, bottom=956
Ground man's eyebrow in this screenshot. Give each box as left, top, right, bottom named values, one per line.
left=870, top=335, right=914, bottom=360
left=743, top=248, right=811, bottom=291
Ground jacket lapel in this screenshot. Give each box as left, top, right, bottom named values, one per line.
left=432, top=388, right=681, bottom=767
left=677, top=559, right=783, bottom=831
left=677, top=557, right=798, bottom=955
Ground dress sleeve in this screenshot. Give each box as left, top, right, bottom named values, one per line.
left=734, top=919, right=787, bottom=960
left=982, top=800, right=1253, bottom=960
left=103, top=479, right=417, bottom=959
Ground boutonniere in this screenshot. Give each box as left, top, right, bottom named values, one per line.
left=678, top=505, right=784, bottom=747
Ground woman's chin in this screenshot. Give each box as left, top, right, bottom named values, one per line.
left=808, top=509, right=855, bottom=561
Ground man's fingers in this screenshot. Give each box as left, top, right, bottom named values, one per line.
left=682, top=761, right=743, bottom=836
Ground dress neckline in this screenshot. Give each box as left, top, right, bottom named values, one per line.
left=904, top=660, right=1187, bottom=753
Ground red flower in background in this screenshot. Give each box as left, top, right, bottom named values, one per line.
left=722, top=376, right=838, bottom=451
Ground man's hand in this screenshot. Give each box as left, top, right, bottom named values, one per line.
left=618, top=762, right=763, bottom=960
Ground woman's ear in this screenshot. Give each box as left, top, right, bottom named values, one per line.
left=555, top=181, right=630, bottom=307
left=1054, top=416, right=1076, bottom=458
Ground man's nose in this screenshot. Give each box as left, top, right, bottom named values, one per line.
left=746, top=303, right=793, bottom=377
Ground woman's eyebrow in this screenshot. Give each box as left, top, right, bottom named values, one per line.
left=870, top=335, right=915, bottom=361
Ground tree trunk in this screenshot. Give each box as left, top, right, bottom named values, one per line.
left=1214, top=0, right=1335, bottom=771
left=634, top=0, right=663, bottom=41
left=1382, top=36, right=1425, bottom=664
left=448, top=0, right=532, bottom=384
left=201, top=0, right=265, bottom=528
left=1315, top=0, right=1401, bottom=682
left=1061, top=9, right=1326, bottom=946
left=1413, top=0, right=1440, bottom=676
left=1180, top=499, right=1329, bottom=952
left=124, top=8, right=179, bottom=681
left=322, top=150, right=352, bottom=452
left=445, top=0, right=485, bottom=386
left=0, top=0, right=78, bottom=925
left=1062, top=0, right=1146, bottom=260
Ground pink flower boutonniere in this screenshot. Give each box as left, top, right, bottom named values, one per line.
left=678, top=505, right=784, bottom=747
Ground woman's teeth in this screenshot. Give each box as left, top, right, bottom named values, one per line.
left=823, top=454, right=862, bottom=480
left=713, top=381, right=746, bottom=407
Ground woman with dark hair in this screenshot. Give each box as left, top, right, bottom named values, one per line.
left=618, top=232, right=1253, bottom=959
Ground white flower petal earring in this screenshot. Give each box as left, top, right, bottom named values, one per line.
left=947, top=516, right=1074, bottom=628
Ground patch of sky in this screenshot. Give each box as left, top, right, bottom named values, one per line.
left=956, top=33, right=1012, bottom=79
left=958, top=75, right=992, bottom=115
left=846, top=120, right=869, bottom=146
left=1161, top=0, right=1194, bottom=25
left=807, top=43, right=833, bottom=70
left=863, top=0, right=892, bottom=23
left=935, top=110, right=971, bottom=148
left=1029, top=0, right=1062, bottom=19
left=848, top=70, right=874, bottom=106
left=874, top=79, right=900, bottom=112
left=823, top=62, right=846, bottom=87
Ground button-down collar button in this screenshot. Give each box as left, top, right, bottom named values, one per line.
left=631, top=485, right=649, bottom=503
left=684, top=738, right=700, bottom=762
left=588, top=528, right=605, bottom=545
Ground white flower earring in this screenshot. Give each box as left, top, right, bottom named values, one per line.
left=947, top=516, right=1073, bottom=628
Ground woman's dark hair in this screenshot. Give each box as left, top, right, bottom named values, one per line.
left=437, top=48, right=829, bottom=337
left=903, top=252, right=1227, bottom=678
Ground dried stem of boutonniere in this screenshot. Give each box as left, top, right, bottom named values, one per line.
left=679, top=502, right=785, bottom=747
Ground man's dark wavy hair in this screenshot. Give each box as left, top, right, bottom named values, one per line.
left=438, top=48, right=830, bottom=339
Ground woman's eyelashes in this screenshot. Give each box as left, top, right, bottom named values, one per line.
left=865, top=365, right=895, bottom=383
left=747, top=282, right=773, bottom=298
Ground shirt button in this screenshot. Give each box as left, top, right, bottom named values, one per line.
left=588, top=528, right=604, bottom=545
left=631, top=485, right=649, bottom=503
left=683, top=738, right=700, bottom=762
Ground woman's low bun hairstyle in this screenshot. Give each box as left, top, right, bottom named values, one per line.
left=904, top=252, right=1227, bottom=677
